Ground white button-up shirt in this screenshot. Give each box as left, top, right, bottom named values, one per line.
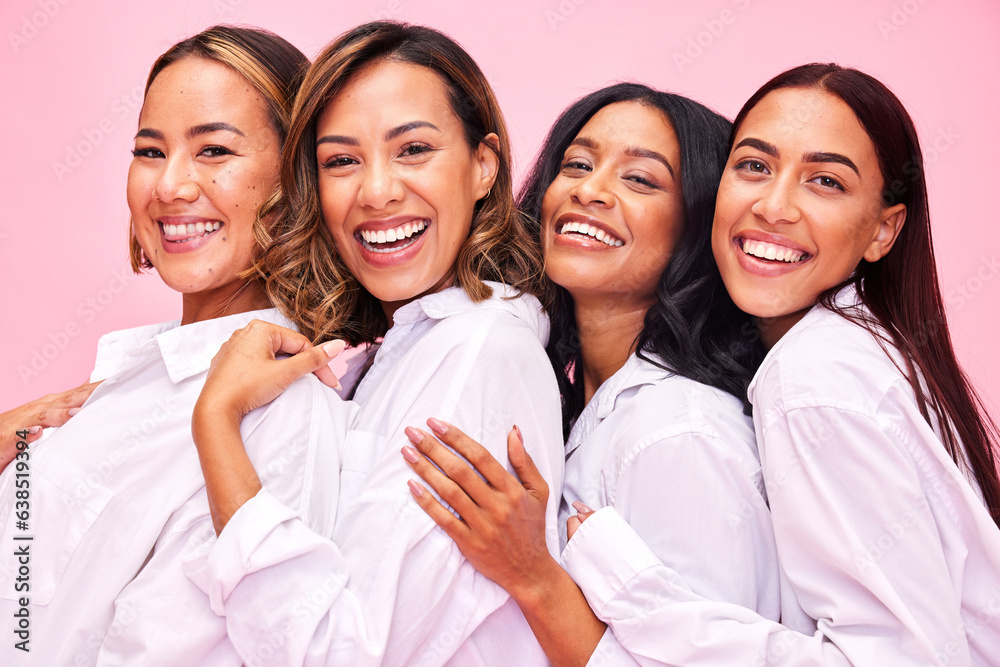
left=558, top=352, right=783, bottom=664
left=0, top=308, right=350, bottom=667
left=561, top=292, right=1000, bottom=666
left=182, top=284, right=565, bottom=666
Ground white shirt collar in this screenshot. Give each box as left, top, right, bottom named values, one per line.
left=565, top=352, right=669, bottom=457
left=91, top=308, right=295, bottom=385
left=390, top=282, right=550, bottom=344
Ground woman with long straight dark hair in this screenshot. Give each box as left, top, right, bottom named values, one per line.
left=406, top=64, right=1000, bottom=665
left=402, top=83, right=780, bottom=664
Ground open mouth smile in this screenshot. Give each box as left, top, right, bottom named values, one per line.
left=357, top=219, right=429, bottom=254
left=557, top=220, right=624, bottom=247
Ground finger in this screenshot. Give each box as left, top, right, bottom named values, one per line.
left=406, top=478, right=473, bottom=544
left=410, top=424, right=495, bottom=505
left=313, top=341, right=347, bottom=390
left=33, top=406, right=81, bottom=428
left=67, top=381, right=101, bottom=405
left=26, top=425, right=43, bottom=444
left=507, top=426, right=548, bottom=500
left=403, top=428, right=491, bottom=515
left=567, top=515, right=583, bottom=542
left=571, top=501, right=595, bottom=518
left=425, top=418, right=513, bottom=490
left=273, top=338, right=346, bottom=390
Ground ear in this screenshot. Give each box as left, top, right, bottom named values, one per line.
left=863, top=202, right=906, bottom=262
left=473, top=133, right=500, bottom=200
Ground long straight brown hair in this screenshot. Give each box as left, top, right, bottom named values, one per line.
left=732, top=63, right=1000, bottom=528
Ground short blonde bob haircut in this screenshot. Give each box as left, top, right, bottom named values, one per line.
left=129, top=25, right=309, bottom=271
left=258, top=21, right=544, bottom=345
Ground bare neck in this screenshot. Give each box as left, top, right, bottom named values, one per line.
left=573, top=292, right=653, bottom=406
left=180, top=279, right=271, bottom=325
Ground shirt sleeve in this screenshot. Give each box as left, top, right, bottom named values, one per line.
left=186, top=311, right=564, bottom=667
left=98, top=375, right=351, bottom=667
left=564, top=403, right=976, bottom=666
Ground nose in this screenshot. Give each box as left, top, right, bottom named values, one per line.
left=357, top=159, right=405, bottom=210
left=753, top=175, right=801, bottom=224
left=153, top=153, right=200, bottom=203
left=570, top=166, right=615, bottom=208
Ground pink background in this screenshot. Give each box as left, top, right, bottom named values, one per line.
left=2, top=0, right=998, bottom=418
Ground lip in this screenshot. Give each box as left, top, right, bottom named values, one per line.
left=353, top=215, right=431, bottom=268
left=730, top=229, right=813, bottom=277
left=157, top=215, right=225, bottom=255
left=550, top=212, right=625, bottom=250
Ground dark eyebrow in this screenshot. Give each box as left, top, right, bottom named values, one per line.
left=317, top=134, right=359, bottom=146
left=569, top=137, right=596, bottom=150
left=385, top=121, right=439, bottom=141
left=625, top=146, right=675, bottom=178
left=135, top=128, right=164, bottom=140
left=734, top=137, right=778, bottom=156
left=803, top=151, right=859, bottom=176
left=188, top=122, right=245, bottom=138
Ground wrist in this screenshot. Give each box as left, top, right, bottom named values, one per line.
left=508, top=554, right=565, bottom=612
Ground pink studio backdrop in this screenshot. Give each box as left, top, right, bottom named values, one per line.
left=2, top=0, right=998, bottom=418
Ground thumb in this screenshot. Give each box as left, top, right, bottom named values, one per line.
left=283, top=339, right=346, bottom=390
left=507, top=425, right=547, bottom=500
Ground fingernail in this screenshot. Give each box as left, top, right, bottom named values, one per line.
left=427, top=418, right=448, bottom=435
left=334, top=377, right=343, bottom=392
left=407, top=479, right=423, bottom=497
left=404, top=426, right=423, bottom=445
left=28, top=426, right=41, bottom=435
left=401, top=445, right=420, bottom=464
left=514, top=424, right=523, bottom=445
left=321, top=340, right=346, bottom=357
left=572, top=501, right=594, bottom=515
left=68, top=408, right=81, bottom=417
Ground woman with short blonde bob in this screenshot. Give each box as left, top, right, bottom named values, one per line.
left=184, top=21, right=564, bottom=666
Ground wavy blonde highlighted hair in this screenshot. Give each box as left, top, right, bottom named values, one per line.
left=128, top=25, right=309, bottom=271
left=257, top=21, right=545, bottom=345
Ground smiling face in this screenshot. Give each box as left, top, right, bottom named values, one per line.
left=711, top=87, right=906, bottom=345
left=315, top=60, right=496, bottom=317
left=541, top=101, right=684, bottom=305
left=127, top=57, right=280, bottom=297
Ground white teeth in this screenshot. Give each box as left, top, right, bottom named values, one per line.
left=162, top=222, right=221, bottom=240
left=557, top=221, right=623, bottom=247
left=360, top=220, right=428, bottom=250
left=741, top=239, right=805, bottom=263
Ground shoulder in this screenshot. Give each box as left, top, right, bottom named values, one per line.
left=416, top=289, right=550, bottom=362
left=751, top=305, right=908, bottom=426
left=604, top=367, right=757, bottom=471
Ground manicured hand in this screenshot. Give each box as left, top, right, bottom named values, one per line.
left=196, top=319, right=345, bottom=423
left=402, top=419, right=557, bottom=601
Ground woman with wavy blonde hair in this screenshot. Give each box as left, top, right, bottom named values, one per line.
left=180, top=21, right=564, bottom=666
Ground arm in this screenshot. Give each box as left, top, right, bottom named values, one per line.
left=187, top=313, right=564, bottom=666
left=559, top=404, right=977, bottom=666
left=0, top=381, right=99, bottom=471
left=191, top=319, right=343, bottom=533
left=404, top=422, right=607, bottom=667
